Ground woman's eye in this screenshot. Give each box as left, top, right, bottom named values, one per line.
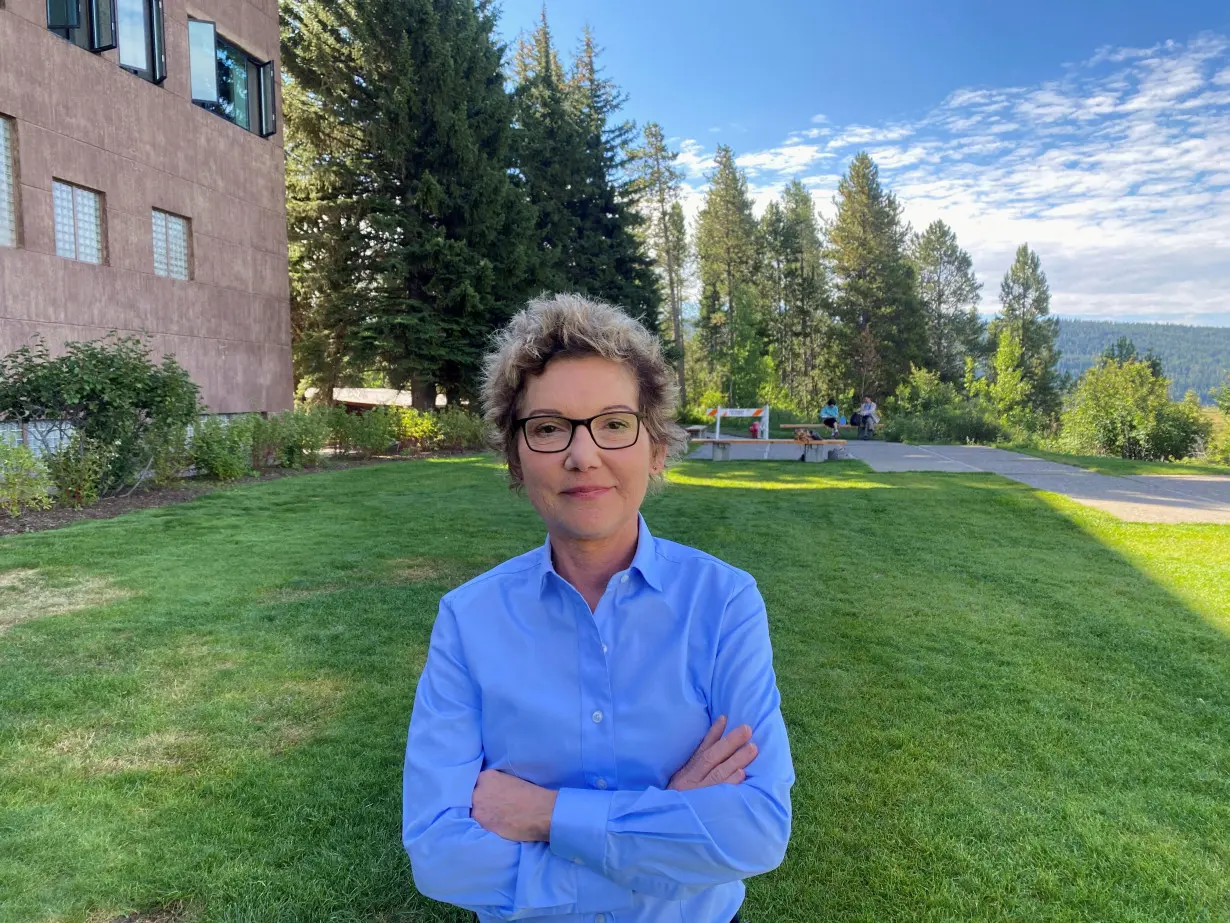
left=603, top=419, right=629, bottom=431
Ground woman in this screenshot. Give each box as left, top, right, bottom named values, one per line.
left=403, top=294, right=795, bottom=923
left=820, top=398, right=841, bottom=438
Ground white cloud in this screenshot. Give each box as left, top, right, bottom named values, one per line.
left=678, top=32, right=1230, bottom=325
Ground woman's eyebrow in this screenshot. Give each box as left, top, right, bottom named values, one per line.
left=524, top=404, right=636, bottom=416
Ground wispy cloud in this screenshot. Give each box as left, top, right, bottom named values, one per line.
left=676, top=32, right=1230, bottom=325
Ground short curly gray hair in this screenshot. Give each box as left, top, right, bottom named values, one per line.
left=482, top=293, right=689, bottom=488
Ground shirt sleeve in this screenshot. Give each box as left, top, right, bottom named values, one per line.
left=548, top=581, right=795, bottom=900
left=403, top=599, right=632, bottom=920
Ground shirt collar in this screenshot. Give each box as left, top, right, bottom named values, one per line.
left=538, top=514, right=663, bottom=594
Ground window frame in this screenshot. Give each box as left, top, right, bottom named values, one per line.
left=0, top=115, right=20, bottom=249
left=47, top=0, right=117, bottom=53
left=51, top=179, right=106, bottom=265
left=115, top=0, right=167, bottom=84
left=151, top=207, right=192, bottom=281
left=188, top=19, right=277, bottom=138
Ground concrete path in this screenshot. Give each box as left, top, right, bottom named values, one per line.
left=843, top=443, right=1230, bottom=524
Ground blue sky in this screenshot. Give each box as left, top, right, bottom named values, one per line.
left=496, top=1, right=1230, bottom=325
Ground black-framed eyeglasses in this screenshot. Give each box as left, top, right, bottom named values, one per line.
left=517, top=412, right=643, bottom=453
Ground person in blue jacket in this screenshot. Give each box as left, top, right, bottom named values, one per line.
left=403, top=293, right=795, bottom=923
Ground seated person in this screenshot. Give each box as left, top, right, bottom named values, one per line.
left=819, top=399, right=841, bottom=437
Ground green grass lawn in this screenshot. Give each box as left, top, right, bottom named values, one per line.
left=1, top=458, right=1227, bottom=923
left=1010, top=446, right=1230, bottom=477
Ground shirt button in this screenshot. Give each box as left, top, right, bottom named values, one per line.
left=595, top=777, right=608, bottom=789
left=620, top=574, right=629, bottom=584
left=601, top=643, right=608, bottom=654
left=596, top=915, right=606, bottom=923
left=573, top=857, right=583, bottom=865
left=591, top=710, right=603, bottom=723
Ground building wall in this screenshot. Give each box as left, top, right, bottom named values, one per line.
left=0, top=0, right=292, bottom=413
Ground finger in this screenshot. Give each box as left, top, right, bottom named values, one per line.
left=704, top=741, right=758, bottom=786
left=697, top=723, right=753, bottom=774
left=681, top=716, right=728, bottom=775
left=696, top=716, right=727, bottom=757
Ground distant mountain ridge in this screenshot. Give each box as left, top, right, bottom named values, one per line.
left=1055, top=319, right=1230, bottom=402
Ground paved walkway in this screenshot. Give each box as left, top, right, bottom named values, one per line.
left=843, top=443, right=1230, bottom=524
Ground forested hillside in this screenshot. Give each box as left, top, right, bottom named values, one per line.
left=1056, top=319, right=1230, bottom=401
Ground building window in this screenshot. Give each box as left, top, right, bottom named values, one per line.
left=0, top=117, right=16, bottom=248
left=152, top=209, right=190, bottom=280
left=52, top=180, right=104, bottom=264
left=116, top=0, right=167, bottom=82
left=188, top=20, right=276, bottom=137
left=47, top=0, right=116, bottom=53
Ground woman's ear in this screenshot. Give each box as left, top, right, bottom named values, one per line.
left=650, top=443, right=667, bottom=474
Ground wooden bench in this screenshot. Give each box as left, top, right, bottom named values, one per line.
left=691, top=438, right=848, bottom=462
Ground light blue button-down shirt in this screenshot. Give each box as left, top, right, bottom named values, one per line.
left=403, top=515, right=794, bottom=922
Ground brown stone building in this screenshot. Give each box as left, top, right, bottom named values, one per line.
left=0, top=0, right=292, bottom=413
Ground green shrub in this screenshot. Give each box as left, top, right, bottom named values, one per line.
left=1061, top=361, right=1212, bottom=461
left=45, top=435, right=112, bottom=508
left=394, top=408, right=441, bottom=453
left=237, top=414, right=291, bottom=470
left=344, top=408, right=400, bottom=458
left=285, top=405, right=332, bottom=466
left=191, top=417, right=250, bottom=480
left=147, top=423, right=193, bottom=487
left=0, top=334, right=201, bottom=494
left=0, top=440, right=54, bottom=517
left=436, top=406, right=489, bottom=451
left=882, top=366, right=1004, bottom=445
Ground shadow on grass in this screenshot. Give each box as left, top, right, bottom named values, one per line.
left=0, top=459, right=1226, bottom=922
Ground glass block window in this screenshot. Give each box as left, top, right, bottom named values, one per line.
left=0, top=117, right=16, bottom=248
left=52, top=180, right=104, bottom=264
left=152, top=209, right=190, bottom=280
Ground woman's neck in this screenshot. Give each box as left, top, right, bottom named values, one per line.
left=550, top=516, right=640, bottom=611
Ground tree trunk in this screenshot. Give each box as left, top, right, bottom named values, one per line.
left=411, top=377, right=436, bottom=411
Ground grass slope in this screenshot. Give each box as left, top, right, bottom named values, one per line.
left=1, top=458, right=1227, bottom=923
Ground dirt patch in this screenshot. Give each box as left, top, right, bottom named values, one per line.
left=0, top=569, right=133, bottom=633
left=51, top=729, right=204, bottom=775
left=101, top=901, right=192, bottom=923
left=0, top=455, right=447, bottom=538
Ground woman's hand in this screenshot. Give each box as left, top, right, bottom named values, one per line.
left=668, top=715, right=758, bottom=791
left=471, top=769, right=558, bottom=842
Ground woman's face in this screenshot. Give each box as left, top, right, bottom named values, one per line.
left=517, top=356, right=664, bottom=544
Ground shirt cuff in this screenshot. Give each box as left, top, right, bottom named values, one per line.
left=549, top=787, right=614, bottom=872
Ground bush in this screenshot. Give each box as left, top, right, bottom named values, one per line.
left=0, top=334, right=201, bottom=494
left=147, top=423, right=193, bottom=487
left=0, top=440, right=53, bottom=517
left=342, top=408, right=400, bottom=458
left=882, top=367, right=1004, bottom=445
left=394, top=408, right=441, bottom=453
left=1061, top=361, right=1211, bottom=461
left=285, top=405, right=332, bottom=466
left=45, top=435, right=112, bottom=508
left=191, top=417, right=251, bottom=480
left=435, top=406, right=489, bottom=452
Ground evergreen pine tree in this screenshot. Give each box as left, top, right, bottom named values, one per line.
left=827, top=152, right=926, bottom=397
left=283, top=0, right=532, bottom=406
left=909, top=220, right=985, bottom=385
left=990, top=244, right=1062, bottom=415
left=632, top=122, right=688, bottom=403
left=695, top=145, right=760, bottom=404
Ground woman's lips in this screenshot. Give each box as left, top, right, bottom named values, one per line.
left=562, top=486, right=613, bottom=498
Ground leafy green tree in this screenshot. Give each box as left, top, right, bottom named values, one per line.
left=909, top=220, right=984, bottom=383
left=695, top=145, right=760, bottom=404
left=1101, top=336, right=1163, bottom=376
left=283, top=0, right=533, bottom=408
left=1213, top=373, right=1230, bottom=418
left=827, top=153, right=926, bottom=397
left=989, top=244, right=1061, bottom=416
left=990, top=327, right=1033, bottom=430
left=1061, top=359, right=1211, bottom=460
